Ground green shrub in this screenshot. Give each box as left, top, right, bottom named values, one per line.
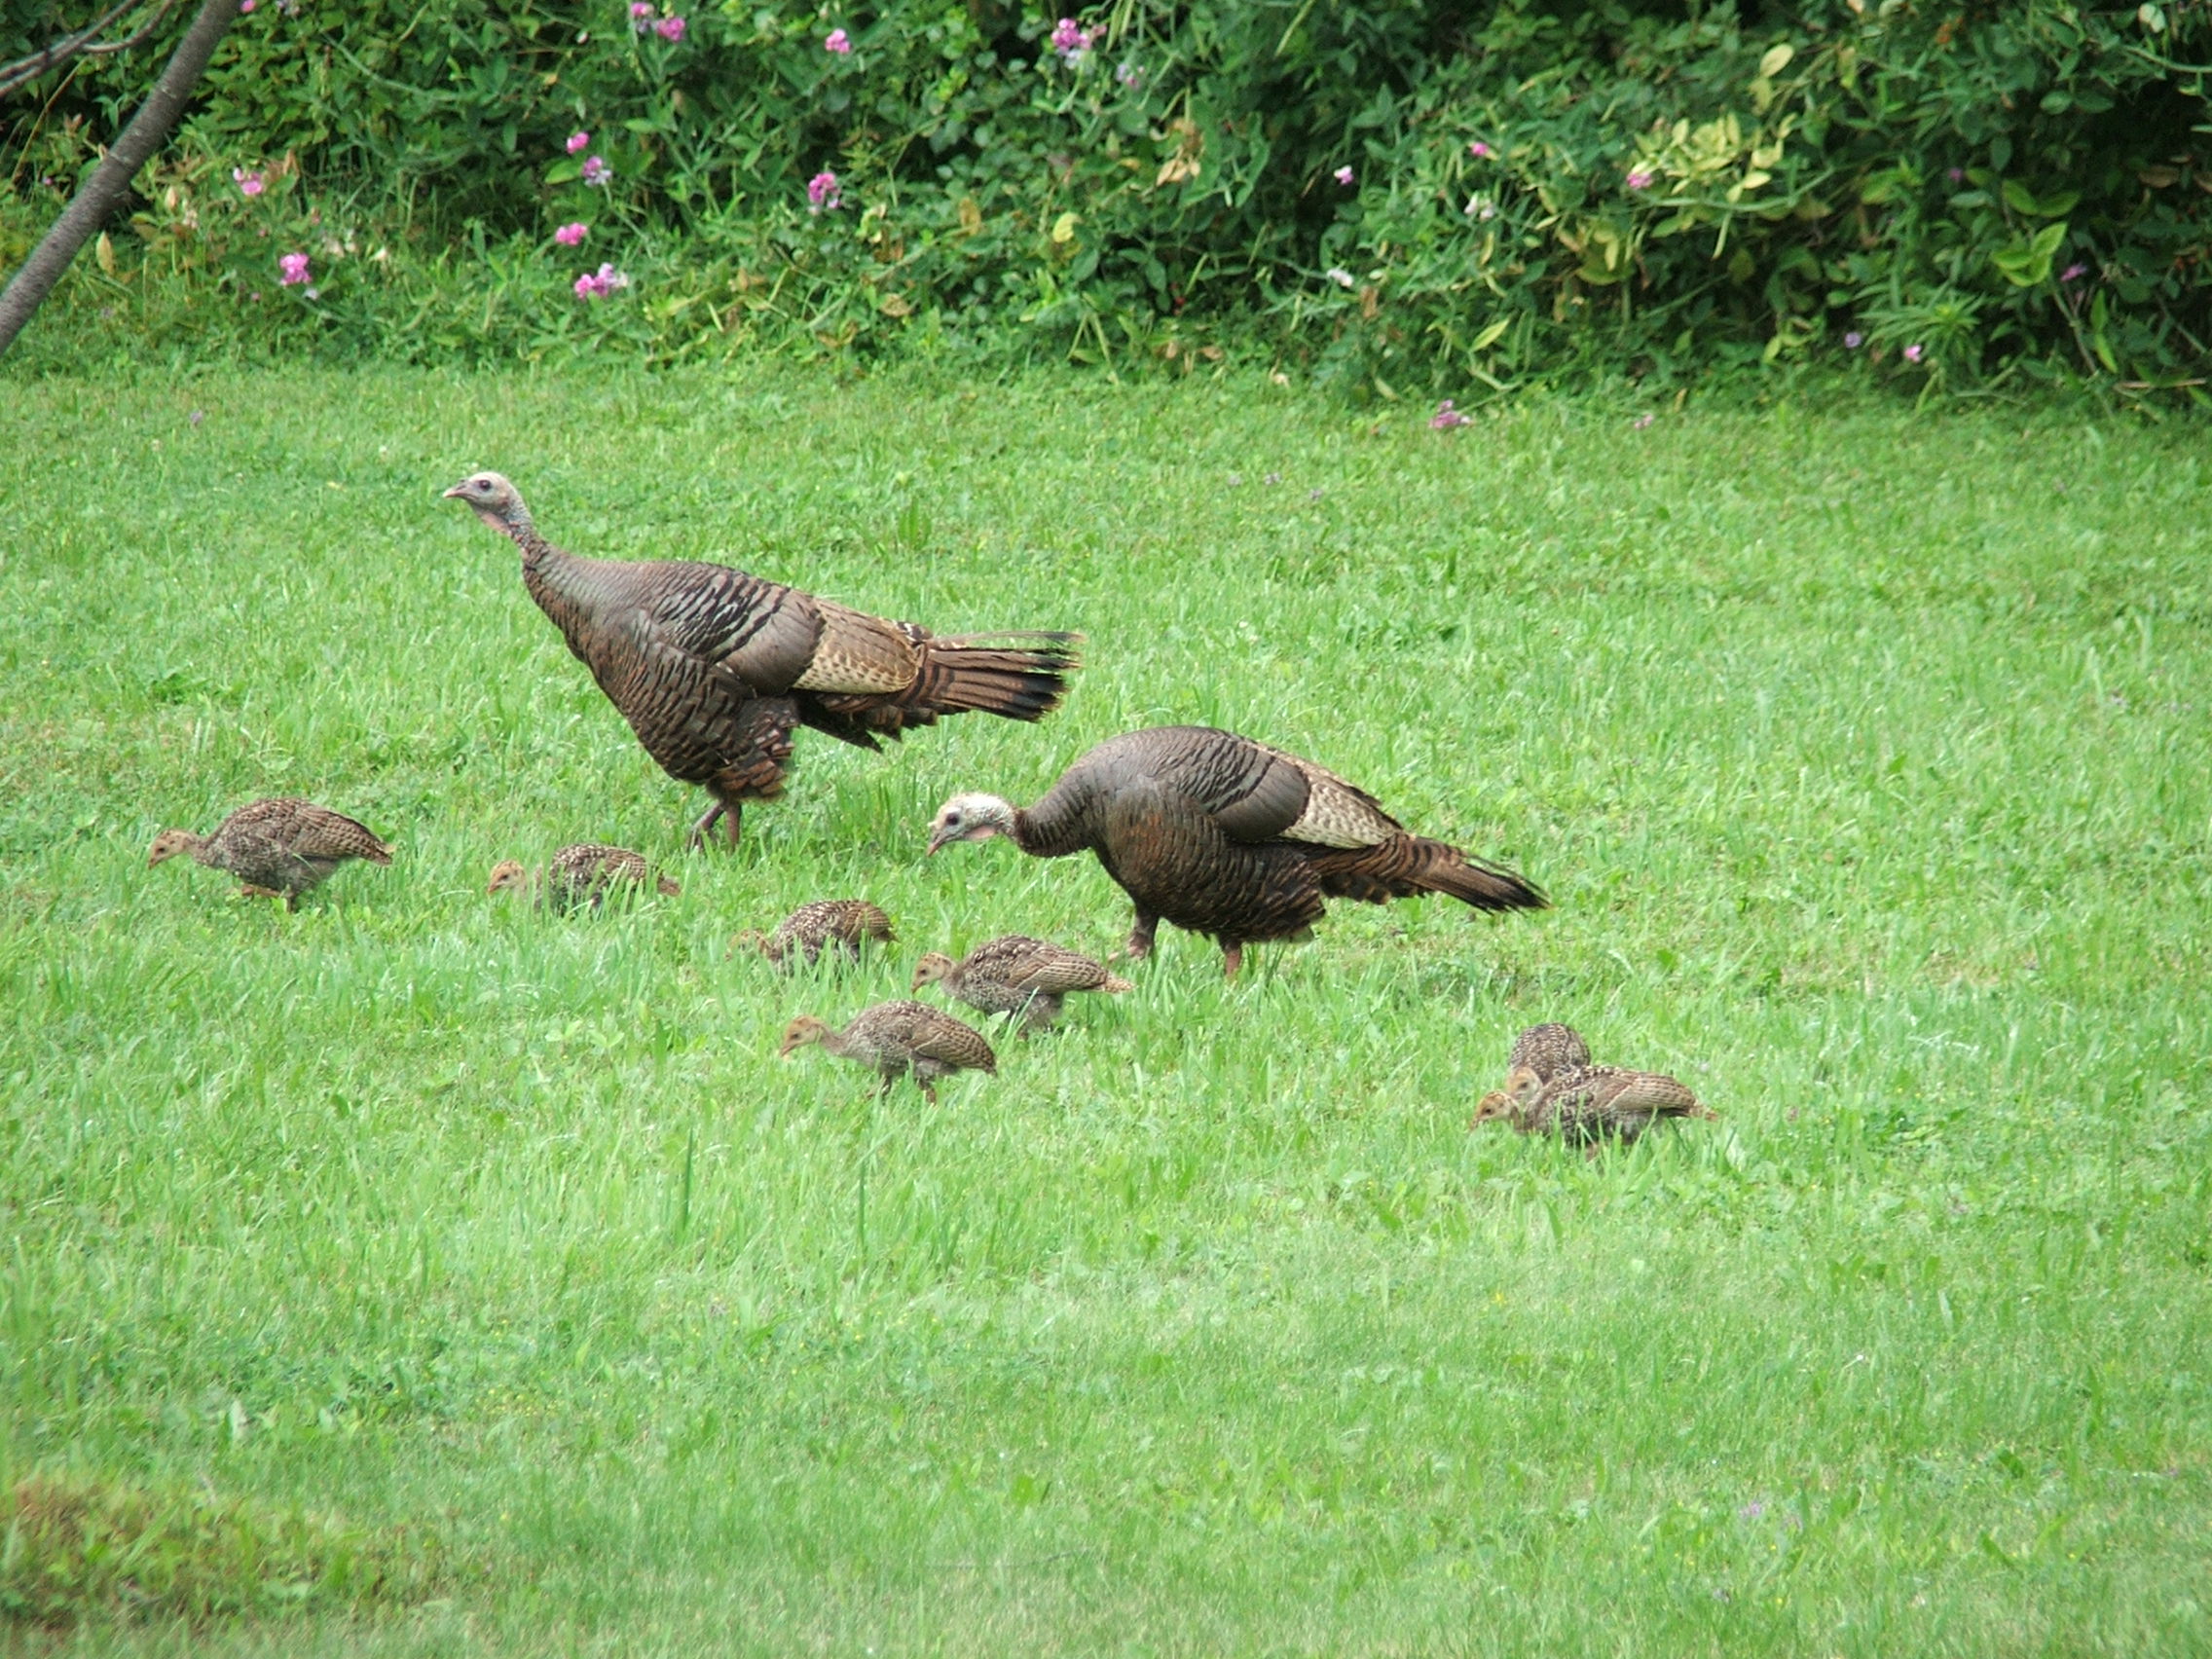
left=3, top=0, right=2206, bottom=388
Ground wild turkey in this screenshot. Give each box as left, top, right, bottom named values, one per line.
left=925, top=725, right=1545, bottom=977
left=734, top=899, right=895, bottom=968
left=147, top=797, right=390, bottom=908
left=779, top=1000, right=997, bottom=1100
left=487, top=843, right=680, bottom=911
left=910, top=934, right=1131, bottom=1032
left=1470, top=1063, right=1714, bottom=1151
left=444, top=471, right=1081, bottom=848
left=1507, top=1022, right=1591, bottom=1083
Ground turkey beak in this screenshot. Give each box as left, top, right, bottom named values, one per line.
left=925, top=823, right=950, bottom=855
left=440, top=482, right=468, bottom=499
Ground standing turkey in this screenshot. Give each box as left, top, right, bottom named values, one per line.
left=910, top=934, right=1131, bottom=1032
left=926, top=725, right=1545, bottom=977
left=444, top=471, right=1081, bottom=848
left=779, top=1000, right=998, bottom=1101
left=734, top=899, right=896, bottom=969
left=147, top=797, right=391, bottom=908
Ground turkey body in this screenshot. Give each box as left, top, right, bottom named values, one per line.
left=446, top=472, right=1080, bottom=846
left=912, top=934, right=1130, bottom=1031
left=1484, top=1064, right=1714, bottom=1149
left=754, top=899, right=896, bottom=968
left=782, top=1000, right=997, bottom=1100
left=544, top=843, right=678, bottom=910
left=1507, top=1022, right=1592, bottom=1084
left=931, top=725, right=1545, bottom=976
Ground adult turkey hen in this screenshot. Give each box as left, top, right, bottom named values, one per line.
left=444, top=472, right=1081, bottom=848
left=926, top=725, right=1545, bottom=977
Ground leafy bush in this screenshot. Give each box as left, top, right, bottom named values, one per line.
left=3, top=0, right=2207, bottom=390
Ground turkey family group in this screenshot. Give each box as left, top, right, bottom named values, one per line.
left=146, top=469, right=1714, bottom=1150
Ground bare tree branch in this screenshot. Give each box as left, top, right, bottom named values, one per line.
left=0, top=0, right=235, bottom=359
left=0, top=0, right=176, bottom=99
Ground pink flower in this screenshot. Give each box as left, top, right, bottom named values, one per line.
left=554, top=221, right=588, bottom=245
left=629, top=0, right=651, bottom=19
left=233, top=167, right=264, bottom=198
left=2060, top=262, right=2087, bottom=282
left=582, top=155, right=611, bottom=187
left=1632, top=413, right=1654, bottom=429
left=1050, top=17, right=1090, bottom=60
left=1333, top=166, right=1354, bottom=185
left=573, top=263, right=630, bottom=300
left=807, top=170, right=841, bottom=212
left=566, top=131, right=590, bottom=154
left=1430, top=399, right=1471, bottom=429
left=1903, top=343, right=1924, bottom=363
left=1626, top=167, right=1655, bottom=191
left=825, top=26, right=851, bottom=52
left=1946, top=166, right=1965, bottom=183
left=1467, top=140, right=1493, bottom=159
left=277, top=251, right=310, bottom=285
left=654, top=15, right=684, bottom=41
left=238, top=0, right=253, bottom=11
left=1843, top=330, right=1863, bottom=349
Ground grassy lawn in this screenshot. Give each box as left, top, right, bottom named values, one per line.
left=2, top=367, right=2208, bottom=1655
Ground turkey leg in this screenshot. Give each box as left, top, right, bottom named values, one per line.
left=1220, top=940, right=1243, bottom=980
left=1119, top=905, right=1159, bottom=963
left=687, top=796, right=743, bottom=851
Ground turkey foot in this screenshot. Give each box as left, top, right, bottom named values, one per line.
left=687, top=798, right=742, bottom=851
left=1220, top=940, right=1243, bottom=980
left=1116, top=907, right=1159, bottom=964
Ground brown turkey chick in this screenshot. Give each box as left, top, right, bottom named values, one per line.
left=927, top=725, right=1544, bottom=977
left=779, top=999, right=997, bottom=1100
left=444, top=471, right=1080, bottom=849
left=910, top=934, right=1131, bottom=1032
left=1507, top=1022, right=1592, bottom=1084
left=487, top=843, right=680, bottom=911
left=735, top=899, right=895, bottom=969
left=147, top=797, right=390, bottom=908
left=1471, top=1063, right=1714, bottom=1152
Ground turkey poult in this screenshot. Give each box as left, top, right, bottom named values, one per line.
left=1507, top=1021, right=1592, bottom=1084
left=910, top=935, right=1132, bottom=1032
left=779, top=1000, right=997, bottom=1100
left=926, top=725, right=1546, bottom=977
left=487, top=843, right=680, bottom=911
left=734, top=899, right=895, bottom=968
left=443, top=471, right=1081, bottom=848
left=1470, top=1063, right=1715, bottom=1151
left=147, top=798, right=391, bottom=908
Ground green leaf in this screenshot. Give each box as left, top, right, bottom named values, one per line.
left=2001, top=178, right=2039, bottom=216
left=545, top=161, right=581, bottom=185
left=1470, top=317, right=1510, bottom=351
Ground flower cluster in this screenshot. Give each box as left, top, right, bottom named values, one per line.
left=1333, top=166, right=1354, bottom=186
left=278, top=251, right=310, bottom=285
left=1626, top=167, right=1655, bottom=191
left=1430, top=399, right=1471, bottom=429
left=233, top=167, right=264, bottom=198
left=630, top=3, right=684, bottom=38
left=582, top=155, right=612, bottom=187
left=1049, top=17, right=1091, bottom=62
left=573, top=263, right=630, bottom=299
left=807, top=170, right=841, bottom=213
left=566, top=130, right=590, bottom=155
left=1467, top=140, right=1493, bottom=160
left=555, top=222, right=588, bottom=246
left=825, top=26, right=850, bottom=53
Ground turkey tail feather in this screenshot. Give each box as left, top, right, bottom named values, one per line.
left=1311, top=835, right=1546, bottom=912
left=908, top=632, right=1083, bottom=721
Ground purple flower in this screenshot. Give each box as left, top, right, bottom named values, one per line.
left=1468, top=140, right=1493, bottom=159
left=1844, top=331, right=1863, bottom=349
left=807, top=170, right=841, bottom=212
left=573, top=262, right=630, bottom=300
left=1430, top=400, right=1471, bottom=429
left=555, top=221, right=588, bottom=245
left=1632, top=413, right=1654, bottom=429
left=1903, top=343, right=1924, bottom=363
left=233, top=167, right=264, bottom=198
left=1947, top=166, right=1965, bottom=184
left=1115, top=59, right=1142, bottom=89
left=277, top=251, right=310, bottom=285
left=1334, top=166, right=1354, bottom=186
left=825, top=26, right=851, bottom=52
left=1626, top=167, right=1655, bottom=191
left=2061, top=262, right=2087, bottom=282
left=653, top=15, right=684, bottom=41
left=1050, top=17, right=1091, bottom=61
left=1740, top=1502, right=1765, bottom=1520
left=582, top=155, right=611, bottom=187
left=566, top=130, right=590, bottom=154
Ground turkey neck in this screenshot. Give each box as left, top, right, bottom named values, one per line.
left=508, top=524, right=631, bottom=640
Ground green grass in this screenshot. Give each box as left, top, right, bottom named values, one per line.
left=2, top=367, right=2209, bottom=1655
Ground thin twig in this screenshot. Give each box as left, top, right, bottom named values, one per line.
left=0, top=0, right=174, bottom=99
